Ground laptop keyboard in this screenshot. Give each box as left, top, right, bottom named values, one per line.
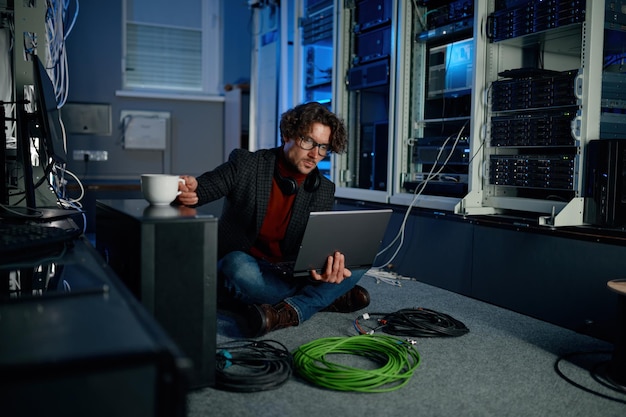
left=0, top=223, right=81, bottom=263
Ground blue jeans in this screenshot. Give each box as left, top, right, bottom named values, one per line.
left=218, top=251, right=366, bottom=322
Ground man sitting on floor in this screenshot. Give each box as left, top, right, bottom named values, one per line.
left=177, top=102, right=370, bottom=337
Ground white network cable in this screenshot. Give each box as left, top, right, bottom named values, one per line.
left=372, top=122, right=469, bottom=281
left=365, top=267, right=415, bottom=287
left=44, top=0, right=79, bottom=108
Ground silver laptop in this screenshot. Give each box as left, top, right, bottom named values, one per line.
left=277, top=209, right=392, bottom=278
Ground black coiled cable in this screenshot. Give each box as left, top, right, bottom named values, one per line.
left=355, top=307, right=469, bottom=337
left=215, top=339, right=293, bottom=392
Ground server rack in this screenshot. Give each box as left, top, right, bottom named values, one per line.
left=457, top=0, right=625, bottom=227
left=333, top=0, right=395, bottom=202
left=397, top=0, right=475, bottom=201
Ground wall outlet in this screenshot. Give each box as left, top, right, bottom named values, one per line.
left=73, top=150, right=108, bottom=161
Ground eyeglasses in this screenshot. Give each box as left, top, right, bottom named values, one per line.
left=298, top=136, right=332, bottom=157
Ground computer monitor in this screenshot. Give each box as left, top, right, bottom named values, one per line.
left=3, top=56, right=68, bottom=215
left=31, top=55, right=67, bottom=164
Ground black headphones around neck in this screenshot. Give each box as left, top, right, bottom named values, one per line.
left=274, top=163, right=321, bottom=195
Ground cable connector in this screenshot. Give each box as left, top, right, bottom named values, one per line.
left=217, top=349, right=233, bottom=369
left=362, top=313, right=370, bottom=320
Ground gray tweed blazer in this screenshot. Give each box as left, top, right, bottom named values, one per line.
left=195, top=147, right=335, bottom=260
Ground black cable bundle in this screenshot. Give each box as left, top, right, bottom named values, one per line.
left=215, top=339, right=293, bottom=392
left=355, top=307, right=469, bottom=338
left=382, top=308, right=469, bottom=337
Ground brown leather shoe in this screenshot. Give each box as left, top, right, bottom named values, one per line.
left=321, top=285, right=371, bottom=313
left=245, top=301, right=299, bottom=337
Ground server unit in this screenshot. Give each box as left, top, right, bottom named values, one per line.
left=348, top=59, right=390, bottom=90
left=358, top=121, right=389, bottom=190
left=353, top=24, right=393, bottom=65
left=584, top=139, right=626, bottom=227
left=354, top=0, right=393, bottom=31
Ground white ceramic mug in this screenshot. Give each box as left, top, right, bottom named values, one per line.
left=140, top=174, right=185, bottom=206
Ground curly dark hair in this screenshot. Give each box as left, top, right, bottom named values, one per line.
left=279, top=102, right=348, bottom=154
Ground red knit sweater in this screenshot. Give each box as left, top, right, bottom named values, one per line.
left=249, top=156, right=307, bottom=263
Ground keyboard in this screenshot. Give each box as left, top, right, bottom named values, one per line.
left=0, top=222, right=81, bottom=264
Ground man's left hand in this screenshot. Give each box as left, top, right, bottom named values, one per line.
left=309, top=251, right=352, bottom=284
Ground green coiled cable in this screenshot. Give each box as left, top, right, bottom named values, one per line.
left=292, top=334, right=421, bottom=392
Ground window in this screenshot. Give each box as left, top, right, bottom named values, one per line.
left=123, top=0, right=221, bottom=96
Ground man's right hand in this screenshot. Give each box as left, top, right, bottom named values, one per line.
left=176, top=175, right=200, bottom=206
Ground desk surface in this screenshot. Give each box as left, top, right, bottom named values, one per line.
left=96, top=198, right=219, bottom=223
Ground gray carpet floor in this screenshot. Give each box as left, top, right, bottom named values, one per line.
left=187, top=274, right=626, bottom=417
